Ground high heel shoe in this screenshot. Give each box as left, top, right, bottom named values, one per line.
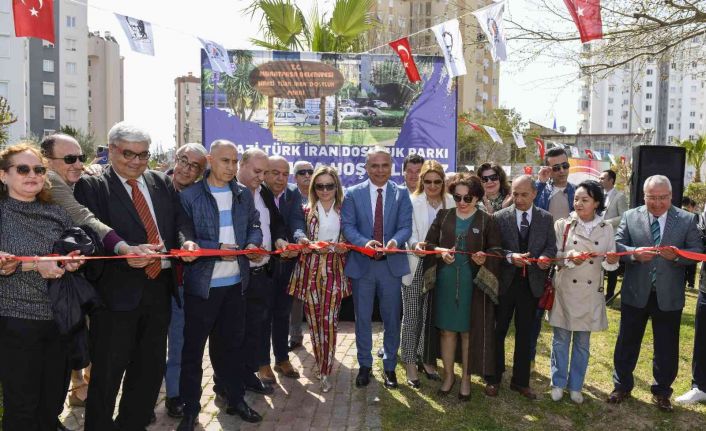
left=437, top=379, right=455, bottom=396
left=458, top=388, right=471, bottom=402
left=418, top=363, right=442, bottom=381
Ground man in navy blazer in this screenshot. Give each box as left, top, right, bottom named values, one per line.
left=342, top=146, right=413, bottom=389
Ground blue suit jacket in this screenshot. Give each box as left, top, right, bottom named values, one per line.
left=341, top=179, right=413, bottom=279
left=269, top=183, right=306, bottom=282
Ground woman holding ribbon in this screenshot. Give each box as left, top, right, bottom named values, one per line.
left=548, top=180, right=619, bottom=404
left=289, top=166, right=351, bottom=393
left=0, top=143, right=84, bottom=430
left=420, top=173, right=501, bottom=400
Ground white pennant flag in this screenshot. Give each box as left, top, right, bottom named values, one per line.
left=483, top=126, right=503, bottom=144
left=115, top=13, right=155, bottom=56
left=465, top=165, right=475, bottom=172
left=593, top=151, right=603, bottom=160
left=607, top=153, right=617, bottom=165
left=198, top=38, right=234, bottom=77
left=512, top=131, right=526, bottom=148
left=472, top=1, right=508, bottom=62
left=570, top=146, right=580, bottom=158
left=431, top=19, right=467, bottom=78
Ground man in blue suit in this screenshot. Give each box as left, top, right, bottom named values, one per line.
left=342, top=146, right=413, bottom=389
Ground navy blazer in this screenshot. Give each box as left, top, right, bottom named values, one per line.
left=341, top=179, right=413, bottom=279
left=266, top=183, right=306, bottom=283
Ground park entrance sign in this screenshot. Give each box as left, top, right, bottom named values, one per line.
left=201, top=49, right=457, bottom=186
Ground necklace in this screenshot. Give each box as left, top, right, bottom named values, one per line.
left=427, top=198, right=441, bottom=209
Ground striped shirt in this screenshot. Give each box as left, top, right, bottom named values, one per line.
left=209, top=185, right=240, bottom=287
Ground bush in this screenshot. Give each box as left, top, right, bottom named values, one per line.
left=685, top=182, right=706, bottom=209
left=340, top=120, right=369, bottom=129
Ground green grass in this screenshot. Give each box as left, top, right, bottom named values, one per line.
left=379, top=287, right=706, bottom=431
left=271, top=125, right=400, bottom=145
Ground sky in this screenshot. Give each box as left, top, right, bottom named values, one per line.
left=86, top=0, right=581, bottom=150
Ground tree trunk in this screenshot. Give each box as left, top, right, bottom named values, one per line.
left=320, top=96, right=326, bottom=145
left=268, top=96, right=274, bottom=133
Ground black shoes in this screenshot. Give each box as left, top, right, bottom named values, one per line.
left=165, top=396, right=185, bottom=418
left=227, top=401, right=263, bottom=423
left=288, top=340, right=303, bottom=352
left=383, top=370, right=398, bottom=389
left=377, top=347, right=385, bottom=359
left=407, top=378, right=421, bottom=389
left=356, top=366, right=372, bottom=387
left=177, top=414, right=197, bottom=431
left=244, top=375, right=275, bottom=395
left=418, top=363, right=442, bottom=381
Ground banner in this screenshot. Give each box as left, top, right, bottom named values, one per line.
left=483, top=126, right=503, bottom=144
left=431, top=19, right=467, bottom=78
left=202, top=50, right=457, bottom=186
left=512, top=131, right=526, bottom=148
left=198, top=38, right=234, bottom=77
left=472, top=0, right=508, bottom=62
left=115, top=13, right=155, bottom=55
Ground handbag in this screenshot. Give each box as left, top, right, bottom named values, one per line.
left=473, top=213, right=501, bottom=305
left=538, top=221, right=572, bottom=311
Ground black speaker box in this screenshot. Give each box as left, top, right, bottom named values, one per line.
left=630, top=145, right=685, bottom=208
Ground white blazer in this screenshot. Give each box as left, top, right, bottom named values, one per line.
left=403, top=192, right=456, bottom=285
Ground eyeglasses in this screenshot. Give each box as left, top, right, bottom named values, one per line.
left=423, top=179, right=443, bottom=186
left=48, top=154, right=87, bottom=164
left=453, top=193, right=473, bottom=203
left=119, top=149, right=150, bottom=161
left=551, top=162, right=571, bottom=172
left=315, top=183, right=336, bottom=191
left=645, top=194, right=671, bottom=202
left=296, top=169, right=314, bottom=176
left=480, top=174, right=499, bottom=183
left=8, top=164, right=47, bottom=176
left=176, top=156, right=203, bottom=172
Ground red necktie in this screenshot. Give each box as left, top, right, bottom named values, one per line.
left=373, top=188, right=384, bottom=244
left=127, top=179, right=162, bottom=279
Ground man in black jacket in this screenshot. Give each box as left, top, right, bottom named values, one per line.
left=74, top=122, right=199, bottom=431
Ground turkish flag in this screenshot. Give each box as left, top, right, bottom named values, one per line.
left=523, top=166, right=533, bottom=175
left=563, top=0, right=603, bottom=43
left=534, top=138, right=545, bottom=160
left=389, top=37, right=421, bottom=83
left=585, top=149, right=594, bottom=159
left=13, top=0, right=55, bottom=44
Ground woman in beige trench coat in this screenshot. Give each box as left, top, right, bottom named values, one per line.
left=548, top=180, right=620, bottom=404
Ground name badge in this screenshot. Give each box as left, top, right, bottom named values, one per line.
left=472, top=228, right=480, bottom=234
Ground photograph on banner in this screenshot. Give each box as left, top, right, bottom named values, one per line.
left=201, top=49, right=457, bottom=185
left=568, top=158, right=611, bottom=183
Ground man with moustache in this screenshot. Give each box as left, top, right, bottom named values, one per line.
left=177, top=140, right=263, bottom=430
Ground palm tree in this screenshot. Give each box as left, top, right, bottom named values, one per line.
left=680, top=135, right=706, bottom=183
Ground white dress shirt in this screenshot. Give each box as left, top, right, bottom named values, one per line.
left=514, top=205, right=534, bottom=231
left=604, top=187, right=616, bottom=209
left=316, top=201, right=340, bottom=242
left=251, top=187, right=271, bottom=267
left=369, top=182, right=389, bottom=244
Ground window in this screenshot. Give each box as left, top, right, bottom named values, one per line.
left=646, top=81, right=653, bottom=87
left=66, top=62, right=77, bottom=74
left=43, top=129, right=55, bottom=137
left=65, top=38, right=76, bottom=51
left=43, top=105, right=56, bottom=120
left=646, top=93, right=653, bottom=99
left=645, top=105, right=652, bottom=112
left=426, top=1, right=431, bottom=15
left=43, top=59, right=54, bottom=72
left=690, top=123, right=696, bottom=129
left=65, top=84, right=76, bottom=98
left=608, top=109, right=613, bottom=116
left=646, top=69, right=653, bottom=75
left=66, top=16, right=76, bottom=27
left=608, top=85, right=615, bottom=92
left=0, top=81, right=8, bottom=98
left=645, top=117, right=652, bottom=124
left=607, top=121, right=613, bottom=128
left=42, top=40, right=54, bottom=48
left=65, top=108, right=77, bottom=121
left=608, top=97, right=614, bottom=104
left=622, top=123, right=628, bottom=129
left=690, top=111, right=696, bottom=117
left=668, top=124, right=674, bottom=130
left=42, top=81, right=55, bottom=96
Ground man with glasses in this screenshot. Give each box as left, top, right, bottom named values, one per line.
left=609, top=175, right=702, bottom=412
left=288, top=160, right=314, bottom=351
left=74, top=122, right=200, bottom=430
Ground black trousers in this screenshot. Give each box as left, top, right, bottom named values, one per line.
left=180, top=284, right=245, bottom=415
left=613, top=292, right=682, bottom=396
left=0, top=317, right=70, bottom=431
left=605, top=262, right=624, bottom=300
left=263, top=266, right=293, bottom=365
left=84, top=273, right=172, bottom=431
left=486, top=279, right=538, bottom=388
left=692, top=290, right=706, bottom=391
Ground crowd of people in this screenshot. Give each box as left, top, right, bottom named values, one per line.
left=0, top=123, right=704, bottom=431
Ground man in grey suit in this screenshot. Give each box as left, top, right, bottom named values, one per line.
left=484, top=175, right=557, bottom=399
left=599, top=169, right=629, bottom=300
left=608, top=175, right=703, bottom=412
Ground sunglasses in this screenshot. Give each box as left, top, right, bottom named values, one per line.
left=8, top=164, right=47, bottom=176
left=119, top=149, right=151, bottom=161
left=48, top=154, right=87, bottom=164
left=453, top=193, right=473, bottom=203
left=296, top=169, right=314, bottom=176
left=551, top=162, right=571, bottom=172
left=423, top=179, right=443, bottom=186
left=315, top=183, right=336, bottom=191
left=480, top=174, right=499, bottom=183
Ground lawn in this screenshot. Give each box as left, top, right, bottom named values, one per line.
left=379, top=288, right=706, bottom=431
left=271, top=125, right=400, bottom=146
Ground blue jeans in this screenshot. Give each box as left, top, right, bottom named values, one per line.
left=165, top=285, right=184, bottom=398
left=550, top=327, right=591, bottom=392
left=351, top=260, right=402, bottom=371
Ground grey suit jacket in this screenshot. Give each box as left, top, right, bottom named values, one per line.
left=603, top=188, right=628, bottom=228
left=616, top=205, right=702, bottom=311
left=48, top=170, right=113, bottom=240
left=493, top=205, right=558, bottom=298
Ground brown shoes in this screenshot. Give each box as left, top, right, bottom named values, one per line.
left=652, top=394, right=674, bottom=412
left=484, top=384, right=499, bottom=397
left=606, top=389, right=631, bottom=404
left=510, top=383, right=537, bottom=400
left=274, top=360, right=300, bottom=379
left=258, top=365, right=276, bottom=384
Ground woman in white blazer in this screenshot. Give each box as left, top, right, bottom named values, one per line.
left=401, top=160, right=455, bottom=388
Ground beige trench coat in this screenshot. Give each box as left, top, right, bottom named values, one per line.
left=548, top=213, right=618, bottom=332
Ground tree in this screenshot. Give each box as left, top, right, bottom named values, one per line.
left=0, top=97, right=18, bottom=148
left=59, top=125, right=97, bottom=160
left=679, top=135, right=706, bottom=182
left=458, top=109, right=527, bottom=166
left=507, top=0, right=706, bottom=77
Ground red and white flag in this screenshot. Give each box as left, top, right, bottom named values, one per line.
left=563, top=0, right=603, bottom=43
left=389, top=37, right=421, bottom=83
left=535, top=138, right=545, bottom=160
left=585, top=149, right=594, bottom=159
left=13, top=0, right=55, bottom=44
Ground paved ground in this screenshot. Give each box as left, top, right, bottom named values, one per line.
left=60, top=322, right=383, bottom=431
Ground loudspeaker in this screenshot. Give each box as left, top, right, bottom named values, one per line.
left=630, top=145, right=685, bottom=208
